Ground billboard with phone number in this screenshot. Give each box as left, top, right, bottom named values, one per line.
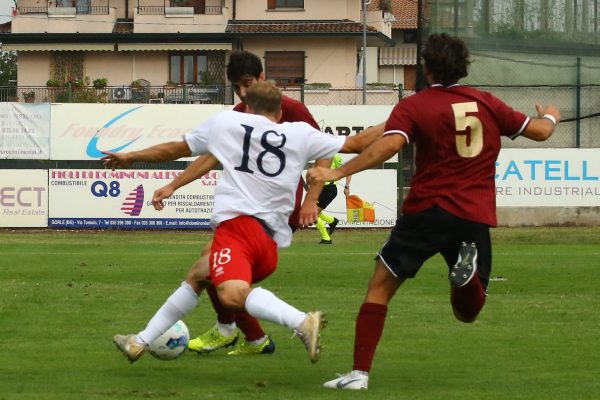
left=48, top=169, right=219, bottom=229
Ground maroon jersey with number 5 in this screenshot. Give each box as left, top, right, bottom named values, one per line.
left=384, top=85, right=530, bottom=226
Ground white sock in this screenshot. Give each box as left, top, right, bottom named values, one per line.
left=245, top=287, right=306, bottom=330
left=137, top=282, right=198, bottom=345
left=248, top=336, right=268, bottom=346
left=216, top=321, right=237, bottom=337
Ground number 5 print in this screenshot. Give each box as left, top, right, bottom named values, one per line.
left=451, top=102, right=483, bottom=158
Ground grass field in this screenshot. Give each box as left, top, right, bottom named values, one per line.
left=1, top=227, right=599, bottom=400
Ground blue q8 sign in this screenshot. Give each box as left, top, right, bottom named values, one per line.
left=495, top=148, right=600, bottom=207
left=48, top=169, right=219, bottom=229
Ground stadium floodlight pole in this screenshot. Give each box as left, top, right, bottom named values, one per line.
left=362, top=0, right=372, bottom=105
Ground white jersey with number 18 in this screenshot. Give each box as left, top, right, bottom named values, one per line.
left=185, top=110, right=345, bottom=248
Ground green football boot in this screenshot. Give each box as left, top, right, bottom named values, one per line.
left=227, top=336, right=276, bottom=356
left=187, top=325, right=239, bottom=353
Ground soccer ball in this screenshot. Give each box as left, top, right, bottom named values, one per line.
left=148, top=320, right=189, bottom=360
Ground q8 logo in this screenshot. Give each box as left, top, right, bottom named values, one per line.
left=91, top=180, right=121, bottom=197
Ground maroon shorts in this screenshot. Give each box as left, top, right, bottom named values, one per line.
left=209, top=215, right=278, bottom=286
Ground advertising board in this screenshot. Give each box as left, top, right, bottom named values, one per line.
left=48, top=169, right=218, bottom=229
left=0, top=169, right=48, bottom=227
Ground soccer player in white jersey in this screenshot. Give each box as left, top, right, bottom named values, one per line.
left=103, top=81, right=384, bottom=365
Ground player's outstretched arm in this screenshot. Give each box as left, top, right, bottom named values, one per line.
left=101, top=141, right=192, bottom=169
left=308, top=134, right=405, bottom=186
left=521, top=103, right=561, bottom=141
left=340, top=122, right=386, bottom=153
left=168, top=154, right=219, bottom=192
left=299, top=158, right=332, bottom=226
left=152, top=185, right=175, bottom=211
left=299, top=160, right=331, bottom=226
left=152, top=154, right=220, bottom=210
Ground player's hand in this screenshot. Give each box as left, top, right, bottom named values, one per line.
left=307, top=166, right=336, bottom=186
left=535, top=103, right=561, bottom=124
left=101, top=151, right=132, bottom=169
left=152, top=185, right=175, bottom=211
left=299, top=198, right=319, bottom=227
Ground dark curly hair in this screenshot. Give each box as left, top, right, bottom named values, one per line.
left=421, top=33, right=470, bottom=86
left=227, top=51, right=263, bottom=83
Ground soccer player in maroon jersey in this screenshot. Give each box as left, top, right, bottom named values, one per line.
left=151, top=51, right=333, bottom=356
left=308, top=33, right=561, bottom=390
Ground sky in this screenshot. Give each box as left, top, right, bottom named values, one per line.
left=0, top=0, right=13, bottom=24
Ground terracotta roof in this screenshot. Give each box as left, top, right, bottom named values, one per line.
left=226, top=20, right=379, bottom=34
left=367, top=0, right=381, bottom=11
left=390, top=0, right=418, bottom=29
left=113, top=19, right=133, bottom=34
left=0, top=21, right=11, bottom=34
left=367, top=0, right=418, bottom=30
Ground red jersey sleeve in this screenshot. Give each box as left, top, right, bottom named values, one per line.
left=384, top=100, right=416, bottom=143
left=486, top=93, right=529, bottom=138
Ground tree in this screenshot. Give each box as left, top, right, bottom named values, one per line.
left=0, top=51, right=17, bottom=86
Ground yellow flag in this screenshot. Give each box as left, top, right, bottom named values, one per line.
left=346, top=194, right=375, bottom=223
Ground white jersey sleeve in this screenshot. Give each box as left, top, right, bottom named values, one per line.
left=183, top=114, right=220, bottom=156
left=301, top=125, right=346, bottom=161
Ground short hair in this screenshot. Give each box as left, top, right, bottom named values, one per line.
left=421, top=33, right=470, bottom=86
left=245, top=81, right=281, bottom=117
left=227, top=51, right=263, bottom=83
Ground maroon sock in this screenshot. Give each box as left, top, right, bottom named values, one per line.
left=234, top=309, right=266, bottom=342
left=206, top=285, right=235, bottom=324
left=353, top=302, right=388, bottom=372
left=450, top=276, right=486, bottom=322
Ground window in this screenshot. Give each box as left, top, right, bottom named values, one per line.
left=56, top=0, right=91, bottom=13
left=403, top=30, right=418, bottom=43
left=169, top=53, right=209, bottom=84
left=76, top=0, right=91, bottom=14
left=267, top=0, right=304, bottom=9
left=264, top=52, right=305, bottom=87
left=50, top=52, right=84, bottom=83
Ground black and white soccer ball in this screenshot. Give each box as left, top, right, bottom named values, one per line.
left=148, top=320, right=189, bottom=360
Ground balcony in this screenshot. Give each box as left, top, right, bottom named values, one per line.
left=17, top=5, right=111, bottom=15
left=12, top=1, right=117, bottom=34
left=134, top=0, right=230, bottom=33
left=0, top=85, right=231, bottom=105
left=138, top=1, right=224, bottom=15
left=0, top=84, right=407, bottom=106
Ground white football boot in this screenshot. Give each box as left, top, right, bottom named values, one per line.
left=323, top=370, right=369, bottom=390
left=293, top=311, right=326, bottom=363
left=113, top=334, right=146, bottom=363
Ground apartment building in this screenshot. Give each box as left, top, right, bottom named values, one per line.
left=375, top=0, right=418, bottom=90
left=1, top=0, right=396, bottom=94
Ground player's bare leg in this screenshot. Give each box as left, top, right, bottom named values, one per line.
left=185, top=245, right=240, bottom=352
